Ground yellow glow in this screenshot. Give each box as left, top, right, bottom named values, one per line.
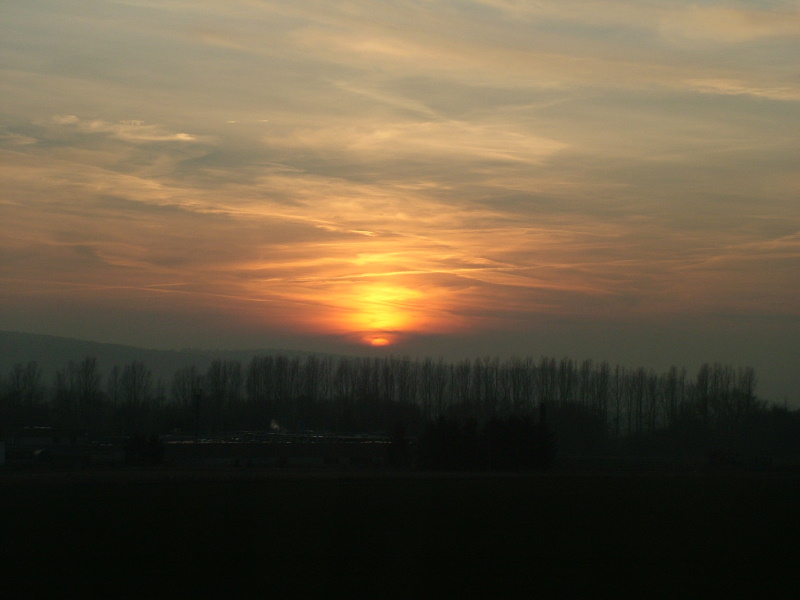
left=246, top=271, right=463, bottom=344
left=346, top=284, right=421, bottom=332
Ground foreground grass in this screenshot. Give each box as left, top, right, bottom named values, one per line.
left=2, top=468, right=799, bottom=597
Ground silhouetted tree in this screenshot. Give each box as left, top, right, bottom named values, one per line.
left=485, top=415, right=555, bottom=471
left=548, top=401, right=607, bottom=456
left=5, top=345, right=778, bottom=468
left=2, top=362, right=47, bottom=437
left=120, top=360, right=153, bottom=434
left=205, top=359, right=243, bottom=431
left=416, top=416, right=480, bottom=471
left=386, top=422, right=411, bottom=470
left=74, top=357, right=102, bottom=434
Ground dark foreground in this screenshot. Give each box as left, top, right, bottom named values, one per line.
left=2, top=468, right=799, bottom=598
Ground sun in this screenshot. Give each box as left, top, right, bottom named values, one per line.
left=334, top=283, right=424, bottom=346
left=349, top=285, right=419, bottom=331
left=348, top=285, right=418, bottom=326
left=286, top=280, right=456, bottom=347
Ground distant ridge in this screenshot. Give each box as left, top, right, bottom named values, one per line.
left=0, top=330, right=313, bottom=385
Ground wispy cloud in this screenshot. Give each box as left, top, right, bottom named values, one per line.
left=660, top=4, right=800, bottom=43
left=686, top=79, right=800, bottom=101
left=50, top=115, right=202, bottom=143
left=0, top=0, right=798, bottom=384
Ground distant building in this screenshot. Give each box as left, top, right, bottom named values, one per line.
left=7, top=428, right=120, bottom=467
left=15, top=427, right=87, bottom=447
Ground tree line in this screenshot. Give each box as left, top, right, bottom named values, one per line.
left=2, top=354, right=799, bottom=461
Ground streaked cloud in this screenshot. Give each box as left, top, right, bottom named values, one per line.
left=660, top=4, right=800, bottom=43
left=51, top=115, right=201, bottom=143
left=686, top=78, right=800, bottom=101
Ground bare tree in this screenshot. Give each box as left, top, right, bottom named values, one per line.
left=695, top=363, right=711, bottom=435
left=536, top=357, right=557, bottom=408
left=172, top=365, right=203, bottom=407
left=120, top=360, right=153, bottom=434
left=557, top=357, right=576, bottom=407
left=593, top=361, right=611, bottom=434
left=451, top=359, right=472, bottom=413
left=107, top=365, right=121, bottom=435
left=2, top=362, right=46, bottom=436
left=205, top=359, right=242, bottom=432
left=72, top=357, right=102, bottom=434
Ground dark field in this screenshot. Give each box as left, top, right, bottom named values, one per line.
left=3, top=469, right=799, bottom=598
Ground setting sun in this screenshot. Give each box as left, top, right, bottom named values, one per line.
left=348, top=284, right=421, bottom=332
left=267, top=276, right=460, bottom=347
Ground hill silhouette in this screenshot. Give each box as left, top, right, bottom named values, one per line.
left=0, top=330, right=313, bottom=388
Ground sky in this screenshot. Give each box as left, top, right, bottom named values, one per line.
left=1, top=0, right=798, bottom=403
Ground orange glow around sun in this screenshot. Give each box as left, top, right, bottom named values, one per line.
left=307, top=282, right=431, bottom=346
left=262, top=279, right=460, bottom=347
left=348, top=284, right=420, bottom=332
